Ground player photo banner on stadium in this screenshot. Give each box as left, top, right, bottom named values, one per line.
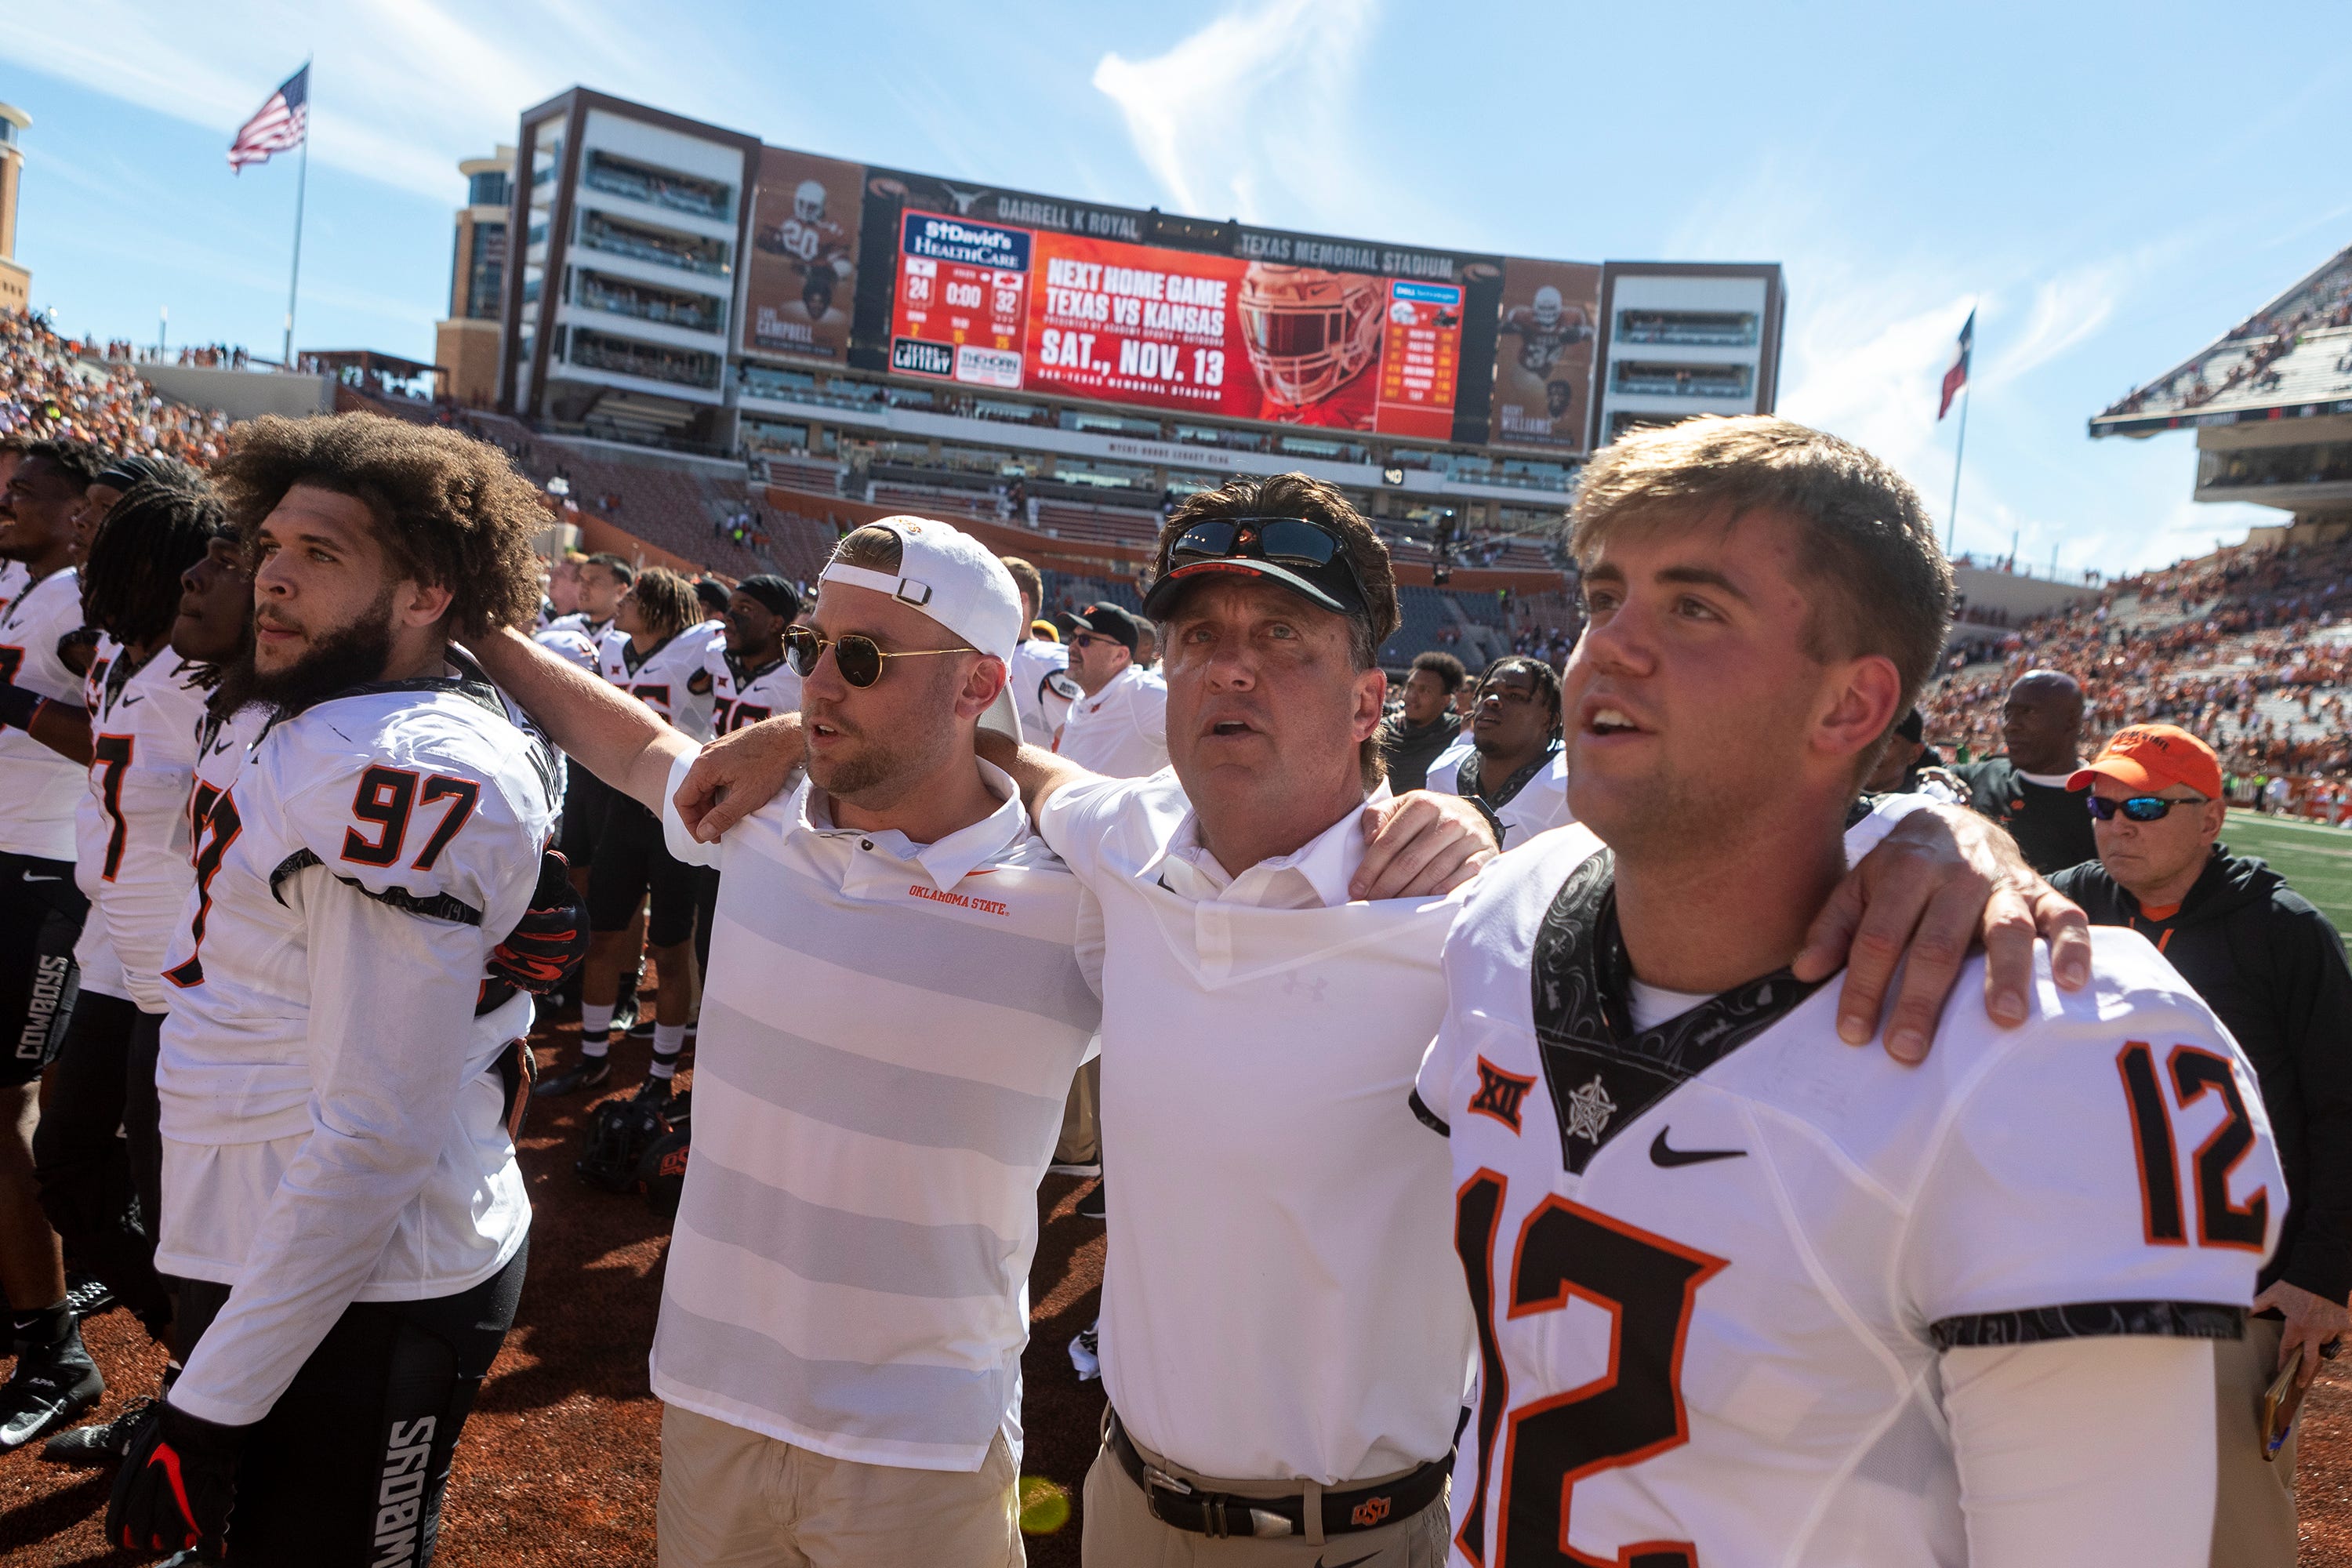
left=741, top=147, right=866, bottom=363
left=1489, top=258, right=1601, bottom=452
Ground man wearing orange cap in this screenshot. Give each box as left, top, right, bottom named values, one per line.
left=2053, top=724, right=2352, bottom=1568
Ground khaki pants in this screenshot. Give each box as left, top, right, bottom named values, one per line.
left=659, top=1403, right=1023, bottom=1568
left=2211, top=1318, right=2297, bottom=1568
left=1055, top=1057, right=1102, bottom=1167
left=1080, top=1423, right=1449, bottom=1567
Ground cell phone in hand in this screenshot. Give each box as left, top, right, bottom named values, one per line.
left=2261, top=1356, right=2302, bottom=1462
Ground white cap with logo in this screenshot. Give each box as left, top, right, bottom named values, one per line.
left=818, top=515, right=1024, bottom=664
left=817, top=514, right=1027, bottom=742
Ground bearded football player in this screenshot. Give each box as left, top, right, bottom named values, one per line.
left=1416, top=416, right=2281, bottom=1566
left=107, top=413, right=568, bottom=1566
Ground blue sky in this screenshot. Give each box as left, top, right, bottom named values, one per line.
left=4, top=0, right=2345, bottom=574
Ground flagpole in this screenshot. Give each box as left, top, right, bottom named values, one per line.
left=1944, top=382, right=1970, bottom=557
left=281, top=65, right=310, bottom=370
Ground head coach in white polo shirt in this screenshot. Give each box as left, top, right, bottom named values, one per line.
left=680, top=475, right=2096, bottom=1567
left=1054, top=601, right=1168, bottom=779
left=470, top=516, right=1114, bottom=1567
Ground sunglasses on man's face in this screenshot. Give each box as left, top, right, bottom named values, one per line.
left=783, top=625, right=971, bottom=688
left=2086, top=793, right=2205, bottom=822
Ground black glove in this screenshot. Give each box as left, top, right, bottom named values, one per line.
left=108, top=1399, right=246, bottom=1558
left=488, top=849, right=590, bottom=996
left=0, top=683, right=39, bottom=732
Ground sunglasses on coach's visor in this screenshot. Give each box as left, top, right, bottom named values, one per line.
left=783, top=626, right=973, bottom=688
left=1170, top=517, right=1354, bottom=575
left=2085, top=794, right=2206, bottom=822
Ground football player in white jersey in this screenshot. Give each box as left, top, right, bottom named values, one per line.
left=540, top=566, right=715, bottom=1102
left=0, top=437, right=111, bottom=1450
left=0, top=436, right=34, bottom=619
left=1426, top=654, right=1573, bottom=848
left=546, top=552, right=633, bottom=915
left=1000, top=556, right=1077, bottom=743
left=1418, top=416, right=2283, bottom=1567
left=103, top=414, right=564, bottom=1565
left=0, top=481, right=230, bottom=1461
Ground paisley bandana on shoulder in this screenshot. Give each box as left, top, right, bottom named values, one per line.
left=1530, top=848, right=1824, bottom=1175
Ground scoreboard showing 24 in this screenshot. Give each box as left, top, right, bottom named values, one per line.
left=890, top=212, right=1031, bottom=389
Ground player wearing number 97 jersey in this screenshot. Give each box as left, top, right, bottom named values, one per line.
left=109, top=413, right=560, bottom=1566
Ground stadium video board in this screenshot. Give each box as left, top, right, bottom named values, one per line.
left=736, top=152, right=1611, bottom=453
left=848, top=165, right=1515, bottom=448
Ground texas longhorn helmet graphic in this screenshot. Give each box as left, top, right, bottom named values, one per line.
left=1236, top=263, right=1385, bottom=409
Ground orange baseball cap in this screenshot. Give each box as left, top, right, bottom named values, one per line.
left=2067, top=724, right=2223, bottom=799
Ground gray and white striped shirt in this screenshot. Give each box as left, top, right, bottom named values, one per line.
left=654, top=755, right=1100, bottom=1471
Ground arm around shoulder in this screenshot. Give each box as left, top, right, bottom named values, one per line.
left=471, top=626, right=688, bottom=812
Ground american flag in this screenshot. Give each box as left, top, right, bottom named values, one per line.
left=227, top=65, right=308, bottom=173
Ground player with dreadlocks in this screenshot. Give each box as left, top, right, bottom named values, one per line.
left=0, top=479, right=231, bottom=1455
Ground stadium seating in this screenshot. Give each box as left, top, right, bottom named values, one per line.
left=0, top=309, right=230, bottom=459
left=1922, top=531, right=2352, bottom=793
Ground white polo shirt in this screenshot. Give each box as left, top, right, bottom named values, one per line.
left=651, top=754, right=1102, bottom=1472
left=1054, top=663, right=1168, bottom=779
left=1428, top=742, right=1573, bottom=849
left=1036, top=772, right=1476, bottom=1485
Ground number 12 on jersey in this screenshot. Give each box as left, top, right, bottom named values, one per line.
left=2116, top=1040, right=2269, bottom=1251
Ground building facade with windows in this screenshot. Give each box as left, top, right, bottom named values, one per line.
left=435, top=146, right=515, bottom=405
left=499, top=89, right=759, bottom=449
left=0, top=104, right=31, bottom=315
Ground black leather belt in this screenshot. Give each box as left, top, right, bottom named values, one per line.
left=1105, top=1407, right=1449, bottom=1540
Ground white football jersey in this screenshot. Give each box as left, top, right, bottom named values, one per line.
left=530, top=622, right=601, bottom=673
left=1418, top=829, right=2283, bottom=1568
left=1008, top=637, right=1077, bottom=745
left=1427, top=742, right=1574, bottom=848
left=0, top=559, right=27, bottom=619
left=0, top=566, right=86, bottom=860
left=187, top=702, right=266, bottom=857
left=160, top=672, right=560, bottom=1138
left=545, top=612, right=615, bottom=644
left=705, top=642, right=801, bottom=735
left=74, top=637, right=213, bottom=1012
left=600, top=626, right=720, bottom=741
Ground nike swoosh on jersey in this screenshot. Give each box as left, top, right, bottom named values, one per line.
left=1649, top=1127, right=1745, bottom=1167
left=1316, top=1554, right=1378, bottom=1568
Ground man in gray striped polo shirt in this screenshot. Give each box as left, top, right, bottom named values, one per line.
left=477, top=517, right=1102, bottom=1565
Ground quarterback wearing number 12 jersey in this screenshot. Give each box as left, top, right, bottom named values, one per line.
left=1417, top=828, right=2282, bottom=1568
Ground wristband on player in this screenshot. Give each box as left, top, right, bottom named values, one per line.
left=0, top=684, right=41, bottom=731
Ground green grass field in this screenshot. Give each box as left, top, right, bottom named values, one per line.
left=2222, top=810, right=2352, bottom=941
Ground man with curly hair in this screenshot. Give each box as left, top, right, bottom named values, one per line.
left=104, top=414, right=569, bottom=1566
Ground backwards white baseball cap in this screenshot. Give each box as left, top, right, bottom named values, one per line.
left=818, top=515, right=1024, bottom=665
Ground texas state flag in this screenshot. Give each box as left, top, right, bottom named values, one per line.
left=1939, top=309, right=1974, bottom=419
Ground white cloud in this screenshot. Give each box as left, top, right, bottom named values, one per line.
left=1092, top=0, right=1383, bottom=228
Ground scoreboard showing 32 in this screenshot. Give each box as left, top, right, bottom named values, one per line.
left=890, top=212, right=1030, bottom=389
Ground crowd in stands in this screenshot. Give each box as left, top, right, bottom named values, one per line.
left=1920, top=531, right=2352, bottom=807
left=2102, top=250, right=2352, bottom=418
left=0, top=310, right=232, bottom=463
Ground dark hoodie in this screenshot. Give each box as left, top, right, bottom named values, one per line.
left=1376, top=711, right=1461, bottom=796
left=2053, top=845, right=2352, bottom=1299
